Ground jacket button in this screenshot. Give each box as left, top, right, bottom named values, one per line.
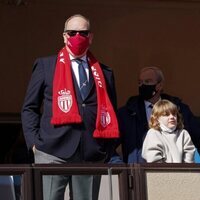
left=82, top=103, right=86, bottom=107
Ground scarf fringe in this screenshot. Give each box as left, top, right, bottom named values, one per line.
left=93, top=129, right=120, bottom=138
left=51, top=115, right=82, bottom=125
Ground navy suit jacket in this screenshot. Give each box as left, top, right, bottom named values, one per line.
left=21, top=55, right=117, bottom=161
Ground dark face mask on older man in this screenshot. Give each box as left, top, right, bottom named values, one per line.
left=139, top=84, right=157, bottom=100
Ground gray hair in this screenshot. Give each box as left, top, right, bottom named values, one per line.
left=140, top=66, right=165, bottom=83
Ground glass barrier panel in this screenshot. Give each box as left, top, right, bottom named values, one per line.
left=42, top=173, right=120, bottom=200
left=34, top=164, right=127, bottom=200
left=0, top=175, right=23, bottom=200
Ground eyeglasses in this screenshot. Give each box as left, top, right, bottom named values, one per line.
left=65, top=30, right=90, bottom=37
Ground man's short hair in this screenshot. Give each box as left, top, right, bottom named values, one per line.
left=140, top=66, right=165, bottom=83
left=64, top=14, right=90, bottom=32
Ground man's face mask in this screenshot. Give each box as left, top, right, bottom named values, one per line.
left=67, top=33, right=90, bottom=56
left=139, top=84, right=157, bottom=100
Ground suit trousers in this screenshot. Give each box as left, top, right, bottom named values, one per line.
left=34, top=148, right=97, bottom=200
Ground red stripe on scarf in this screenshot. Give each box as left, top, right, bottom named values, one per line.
left=51, top=47, right=119, bottom=138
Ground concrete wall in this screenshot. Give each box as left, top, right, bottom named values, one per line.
left=146, top=171, right=200, bottom=200
left=1, top=0, right=200, bottom=115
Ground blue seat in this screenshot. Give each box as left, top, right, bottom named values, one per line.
left=194, top=149, right=200, bottom=163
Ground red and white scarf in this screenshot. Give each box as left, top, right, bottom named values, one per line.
left=51, top=47, right=119, bottom=138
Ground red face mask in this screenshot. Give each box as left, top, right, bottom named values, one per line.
left=67, top=34, right=90, bottom=56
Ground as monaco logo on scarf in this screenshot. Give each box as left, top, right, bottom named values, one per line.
left=100, top=109, right=111, bottom=127
left=58, top=89, right=72, bottom=113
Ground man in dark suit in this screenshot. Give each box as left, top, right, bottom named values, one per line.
left=117, top=66, right=200, bottom=163
left=21, top=14, right=119, bottom=200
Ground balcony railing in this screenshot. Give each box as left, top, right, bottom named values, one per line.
left=0, top=163, right=200, bottom=200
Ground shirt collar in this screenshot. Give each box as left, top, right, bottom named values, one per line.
left=144, top=100, right=153, bottom=109
left=69, top=54, right=87, bottom=62
left=144, top=97, right=162, bottom=109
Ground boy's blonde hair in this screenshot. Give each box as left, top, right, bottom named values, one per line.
left=149, top=99, right=184, bottom=130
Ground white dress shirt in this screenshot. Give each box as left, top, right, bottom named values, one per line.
left=144, top=100, right=153, bottom=122
left=69, top=54, right=89, bottom=88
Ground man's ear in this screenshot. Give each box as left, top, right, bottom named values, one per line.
left=156, top=81, right=164, bottom=92
left=89, top=33, right=93, bottom=45
left=63, top=33, right=67, bottom=44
